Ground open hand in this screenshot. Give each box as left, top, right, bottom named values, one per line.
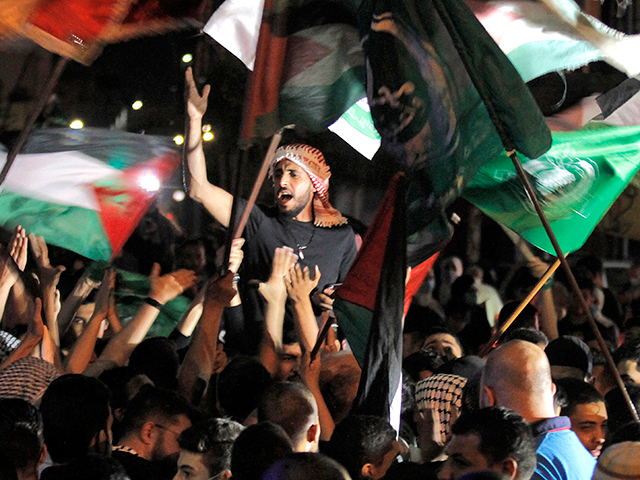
left=186, top=67, right=211, bottom=120
left=28, top=233, right=65, bottom=288
left=228, top=238, right=245, bottom=274
left=204, top=272, right=237, bottom=308
left=148, top=263, right=197, bottom=304
left=8, top=225, right=28, bottom=271
left=286, top=264, right=321, bottom=304
left=258, top=247, right=298, bottom=304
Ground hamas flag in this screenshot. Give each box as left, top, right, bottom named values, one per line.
left=0, top=128, right=180, bottom=261
left=463, top=124, right=640, bottom=255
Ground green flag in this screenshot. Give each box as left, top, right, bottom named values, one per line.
left=463, top=124, right=640, bottom=255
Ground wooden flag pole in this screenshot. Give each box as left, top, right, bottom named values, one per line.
left=507, top=149, right=639, bottom=421
left=0, top=56, right=69, bottom=186
left=479, top=259, right=560, bottom=358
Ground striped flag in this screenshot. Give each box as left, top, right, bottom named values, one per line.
left=0, top=128, right=180, bottom=260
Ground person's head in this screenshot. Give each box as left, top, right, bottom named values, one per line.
left=403, top=350, right=445, bottom=382
left=415, top=374, right=467, bottom=460
left=0, top=398, right=45, bottom=480
left=217, top=356, right=273, bottom=423
left=438, top=407, right=536, bottom=480
left=555, top=378, right=607, bottom=458
left=613, top=339, right=640, bottom=387
left=174, top=418, right=244, bottom=480
left=604, top=385, right=640, bottom=437
left=441, top=257, right=464, bottom=283
left=480, top=340, right=556, bottom=423
left=39, top=454, right=128, bottom=480
left=262, top=453, right=351, bottom=480
left=497, top=303, right=539, bottom=337
left=0, top=357, right=62, bottom=405
left=40, top=374, right=112, bottom=465
left=545, top=336, right=593, bottom=382
left=128, top=337, right=180, bottom=391
left=403, top=305, right=444, bottom=359
left=576, top=255, right=604, bottom=288
left=622, top=317, right=640, bottom=342
left=118, top=385, right=194, bottom=463
left=277, top=330, right=302, bottom=381
left=176, top=239, right=207, bottom=275
left=258, top=382, right=320, bottom=452
left=422, top=328, right=463, bottom=360
left=324, top=415, right=399, bottom=480
left=230, top=422, right=294, bottom=480
left=592, top=441, right=640, bottom=480
left=270, top=144, right=347, bottom=227
left=502, top=328, right=548, bottom=349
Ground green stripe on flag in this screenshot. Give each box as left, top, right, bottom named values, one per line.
left=333, top=300, right=372, bottom=366
left=0, top=192, right=112, bottom=260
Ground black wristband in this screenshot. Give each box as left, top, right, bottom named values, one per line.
left=144, top=297, right=164, bottom=309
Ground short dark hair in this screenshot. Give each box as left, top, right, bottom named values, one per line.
left=613, top=339, right=640, bottom=365
left=39, top=454, right=128, bottom=480
left=503, top=328, right=548, bottom=347
left=178, top=418, right=244, bottom=477
left=119, top=385, right=194, bottom=437
left=555, top=378, right=604, bottom=417
left=451, top=407, right=536, bottom=480
left=262, top=453, right=350, bottom=480
left=258, top=382, right=318, bottom=448
left=605, top=386, right=640, bottom=435
left=217, top=356, right=272, bottom=422
left=40, top=374, right=111, bottom=464
left=230, top=422, right=294, bottom=480
left=324, top=415, right=397, bottom=480
left=128, top=337, right=180, bottom=390
left=0, top=398, right=44, bottom=475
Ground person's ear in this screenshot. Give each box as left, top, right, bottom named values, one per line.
left=480, top=385, right=496, bottom=407
left=38, top=444, right=48, bottom=467
left=140, top=421, right=156, bottom=445
left=221, top=469, right=232, bottom=479
left=498, top=457, right=518, bottom=480
left=307, top=423, right=320, bottom=445
left=361, top=462, right=375, bottom=479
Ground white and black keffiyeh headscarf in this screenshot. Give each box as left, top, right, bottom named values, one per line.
left=415, top=373, right=467, bottom=445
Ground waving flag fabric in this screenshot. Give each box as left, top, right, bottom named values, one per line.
left=0, top=128, right=180, bottom=260
left=464, top=124, right=640, bottom=255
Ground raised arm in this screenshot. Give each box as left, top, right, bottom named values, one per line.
left=529, top=256, right=559, bottom=341
left=286, top=264, right=321, bottom=353
left=258, top=247, right=298, bottom=376
left=29, top=233, right=66, bottom=348
left=95, top=264, right=196, bottom=367
left=184, top=67, right=233, bottom=227
left=178, top=272, right=237, bottom=405
left=0, top=298, right=44, bottom=372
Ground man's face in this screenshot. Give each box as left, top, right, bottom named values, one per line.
left=422, top=334, right=462, bottom=360
left=276, top=343, right=302, bottom=381
left=438, top=433, right=499, bottom=480
left=273, top=160, right=315, bottom=218
left=617, top=359, right=640, bottom=386
left=152, top=415, right=192, bottom=463
left=568, top=401, right=607, bottom=458
left=367, top=441, right=400, bottom=480
left=174, top=451, right=211, bottom=480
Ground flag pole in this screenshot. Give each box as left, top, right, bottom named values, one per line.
left=432, top=0, right=638, bottom=421
left=0, top=56, right=69, bottom=186
left=479, top=259, right=560, bottom=358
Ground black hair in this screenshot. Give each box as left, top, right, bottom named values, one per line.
left=613, top=338, right=640, bottom=365
left=0, top=398, right=44, bottom=476
left=555, top=378, right=605, bottom=417
left=451, top=407, right=536, bottom=480
left=40, top=374, right=112, bottom=464
left=502, top=328, right=549, bottom=347
left=605, top=385, right=640, bottom=437
left=262, top=452, right=350, bottom=480
left=119, top=385, right=195, bottom=437
left=230, top=422, right=294, bottom=480
left=128, top=337, right=180, bottom=390
left=402, top=350, right=445, bottom=382
left=178, top=417, right=244, bottom=477
left=323, top=415, right=397, bottom=480
left=40, top=454, right=128, bottom=480
left=257, top=382, right=317, bottom=448
left=217, top=356, right=272, bottom=422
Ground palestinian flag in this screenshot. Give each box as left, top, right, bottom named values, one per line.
left=463, top=124, right=640, bottom=255
left=204, top=0, right=366, bottom=143
left=334, top=174, right=407, bottom=423
left=0, top=128, right=180, bottom=261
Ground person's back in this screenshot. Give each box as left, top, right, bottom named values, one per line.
left=481, top=340, right=596, bottom=480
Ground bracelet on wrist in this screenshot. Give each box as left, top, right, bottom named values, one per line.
left=144, top=297, right=164, bottom=310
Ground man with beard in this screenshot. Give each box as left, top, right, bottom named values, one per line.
left=112, top=386, right=194, bottom=480
left=185, top=68, right=357, bottom=355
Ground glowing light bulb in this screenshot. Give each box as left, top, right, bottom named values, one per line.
left=182, top=54, right=193, bottom=63
left=132, top=100, right=143, bottom=110
left=69, top=120, right=84, bottom=129
left=202, top=124, right=211, bottom=132
left=139, top=172, right=160, bottom=192
left=173, top=190, right=186, bottom=202
left=202, top=131, right=214, bottom=142
left=173, top=135, right=184, bottom=145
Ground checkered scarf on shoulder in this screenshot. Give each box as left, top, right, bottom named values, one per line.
left=271, top=144, right=348, bottom=227
left=415, top=373, right=467, bottom=446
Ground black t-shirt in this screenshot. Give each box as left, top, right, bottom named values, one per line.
left=232, top=200, right=357, bottom=353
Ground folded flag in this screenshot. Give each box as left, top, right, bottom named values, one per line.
left=0, top=128, right=180, bottom=260
left=463, top=124, right=640, bottom=255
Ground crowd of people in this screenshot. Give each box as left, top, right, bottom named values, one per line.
left=3, top=69, right=640, bottom=480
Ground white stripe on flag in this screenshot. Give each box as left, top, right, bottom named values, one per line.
left=0, top=151, right=120, bottom=210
